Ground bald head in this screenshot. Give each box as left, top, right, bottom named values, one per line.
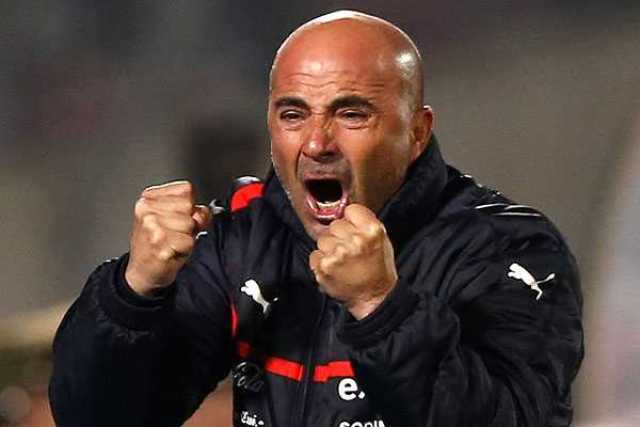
left=267, top=12, right=434, bottom=239
left=270, top=11, right=424, bottom=110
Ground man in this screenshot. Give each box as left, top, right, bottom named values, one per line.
left=50, top=11, right=583, bottom=427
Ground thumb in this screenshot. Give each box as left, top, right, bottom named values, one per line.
left=192, top=204, right=213, bottom=232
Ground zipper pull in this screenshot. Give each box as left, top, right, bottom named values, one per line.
left=232, top=360, right=265, bottom=393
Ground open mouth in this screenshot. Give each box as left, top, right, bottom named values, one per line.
left=304, top=178, right=348, bottom=223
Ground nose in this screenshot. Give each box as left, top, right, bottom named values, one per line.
left=301, top=116, right=339, bottom=162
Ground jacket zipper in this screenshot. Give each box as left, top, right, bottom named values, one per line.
left=290, top=293, right=326, bottom=427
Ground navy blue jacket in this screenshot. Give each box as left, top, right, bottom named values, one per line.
left=50, top=138, right=583, bottom=426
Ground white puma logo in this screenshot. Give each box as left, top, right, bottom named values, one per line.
left=507, top=263, right=555, bottom=300
left=240, top=279, right=275, bottom=314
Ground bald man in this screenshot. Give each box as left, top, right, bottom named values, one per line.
left=50, top=11, right=583, bottom=427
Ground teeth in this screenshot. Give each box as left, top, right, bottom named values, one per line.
left=317, top=200, right=341, bottom=208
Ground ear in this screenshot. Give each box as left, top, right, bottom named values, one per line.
left=410, top=105, right=434, bottom=161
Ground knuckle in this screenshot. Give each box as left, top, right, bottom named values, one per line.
left=140, top=213, right=158, bottom=229
left=367, top=223, right=384, bottom=239
left=321, top=255, right=338, bottom=272
left=310, top=251, right=321, bottom=269
left=149, top=227, right=166, bottom=246
left=134, top=197, right=148, bottom=218
left=352, top=235, right=365, bottom=251
left=157, top=247, right=174, bottom=261
left=344, top=204, right=359, bottom=216
left=317, top=236, right=331, bottom=251
left=332, top=246, right=349, bottom=265
left=319, top=258, right=332, bottom=273
left=334, top=244, right=348, bottom=258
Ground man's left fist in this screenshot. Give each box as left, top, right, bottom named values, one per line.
left=309, top=204, right=398, bottom=320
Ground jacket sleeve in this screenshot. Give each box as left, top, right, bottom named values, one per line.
left=49, top=233, right=233, bottom=427
left=337, top=237, right=583, bottom=427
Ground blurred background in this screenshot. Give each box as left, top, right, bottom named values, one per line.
left=1, top=1, right=639, bottom=425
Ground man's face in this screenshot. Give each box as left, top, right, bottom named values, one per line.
left=268, top=30, right=421, bottom=239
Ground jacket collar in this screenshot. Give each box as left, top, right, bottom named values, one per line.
left=263, top=135, right=449, bottom=253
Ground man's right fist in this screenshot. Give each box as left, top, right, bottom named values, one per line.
left=124, top=181, right=212, bottom=297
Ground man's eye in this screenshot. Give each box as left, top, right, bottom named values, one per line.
left=338, top=109, right=369, bottom=124
left=280, top=110, right=304, bottom=122
left=342, top=109, right=368, bottom=119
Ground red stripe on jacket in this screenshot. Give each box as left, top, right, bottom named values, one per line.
left=235, top=341, right=354, bottom=383
left=230, top=183, right=264, bottom=212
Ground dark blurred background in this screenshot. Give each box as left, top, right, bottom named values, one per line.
left=1, top=1, right=639, bottom=425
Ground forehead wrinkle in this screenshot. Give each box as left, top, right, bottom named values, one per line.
left=275, top=67, right=388, bottom=84
left=273, top=75, right=390, bottom=98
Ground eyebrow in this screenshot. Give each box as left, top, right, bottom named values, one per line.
left=329, top=95, right=374, bottom=111
left=273, top=96, right=309, bottom=110
left=272, top=95, right=375, bottom=111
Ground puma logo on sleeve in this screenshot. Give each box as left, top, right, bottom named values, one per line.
left=507, top=263, right=556, bottom=300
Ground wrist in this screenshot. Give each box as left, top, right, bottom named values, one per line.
left=347, top=296, right=386, bottom=320
left=346, top=278, right=396, bottom=320
left=124, top=265, right=157, bottom=297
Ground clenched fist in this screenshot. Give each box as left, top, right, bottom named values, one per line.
left=309, top=204, right=398, bottom=320
left=125, top=181, right=212, bottom=297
